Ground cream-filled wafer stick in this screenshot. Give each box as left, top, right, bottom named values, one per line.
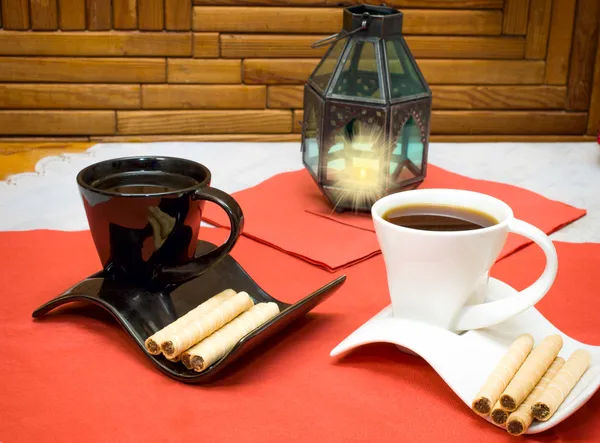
left=160, top=291, right=254, bottom=358
left=506, top=357, right=565, bottom=436
left=182, top=353, right=193, bottom=370
left=472, top=334, right=534, bottom=416
left=500, top=334, right=563, bottom=411
left=144, top=289, right=236, bottom=355
left=183, top=302, right=280, bottom=373
left=490, top=402, right=509, bottom=426
left=531, top=349, right=591, bottom=422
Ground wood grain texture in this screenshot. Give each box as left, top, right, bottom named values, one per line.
left=586, top=29, right=600, bottom=134
left=566, top=0, right=600, bottom=110
left=168, top=59, right=241, bottom=83
left=2, top=0, right=30, bottom=29
left=194, top=7, right=502, bottom=35
left=431, top=111, right=587, bottom=135
left=86, top=0, right=112, bottom=30
left=0, top=84, right=141, bottom=109
left=404, top=9, right=502, bottom=35
left=416, top=60, right=545, bottom=84
left=243, top=59, right=318, bottom=84
left=431, top=85, right=565, bottom=109
left=142, top=85, right=266, bottom=108
left=58, top=0, right=86, bottom=30
left=192, top=1, right=504, bottom=8
left=221, top=35, right=328, bottom=59
left=138, top=0, right=164, bottom=30
left=293, top=110, right=303, bottom=133
left=166, top=0, right=192, bottom=30
left=30, top=0, right=58, bottom=30
left=194, top=33, right=219, bottom=57
left=117, top=110, right=292, bottom=134
left=0, top=57, right=166, bottom=83
left=0, top=140, right=90, bottom=148
left=0, top=111, right=116, bottom=135
left=267, top=86, right=304, bottom=109
left=90, top=134, right=302, bottom=142
left=524, top=0, right=552, bottom=59
left=503, top=0, right=530, bottom=35
left=545, top=0, right=576, bottom=84
left=0, top=32, right=192, bottom=56
left=221, top=34, right=524, bottom=59
left=406, top=36, right=524, bottom=59
left=267, top=85, right=565, bottom=110
left=113, top=0, right=138, bottom=29
left=244, top=59, right=545, bottom=85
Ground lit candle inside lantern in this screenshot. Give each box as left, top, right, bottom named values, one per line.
left=349, top=142, right=380, bottom=187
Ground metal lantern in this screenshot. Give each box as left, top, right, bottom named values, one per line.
left=301, top=4, right=432, bottom=212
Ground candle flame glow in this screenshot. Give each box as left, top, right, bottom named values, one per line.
left=329, top=120, right=393, bottom=212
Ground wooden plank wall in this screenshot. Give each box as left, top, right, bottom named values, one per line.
left=0, top=0, right=598, bottom=142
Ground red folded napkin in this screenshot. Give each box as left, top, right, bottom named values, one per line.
left=1, top=229, right=599, bottom=443
left=203, top=169, right=381, bottom=272
left=308, top=165, right=587, bottom=261
left=204, top=167, right=585, bottom=268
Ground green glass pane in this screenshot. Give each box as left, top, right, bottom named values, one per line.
left=387, top=40, right=426, bottom=99
left=401, top=116, right=424, bottom=170
left=311, top=40, right=344, bottom=92
left=332, top=41, right=381, bottom=100
left=303, top=108, right=319, bottom=176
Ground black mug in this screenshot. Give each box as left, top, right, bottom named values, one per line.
left=77, top=156, right=244, bottom=285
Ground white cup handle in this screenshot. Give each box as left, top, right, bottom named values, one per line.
left=453, top=218, right=558, bottom=331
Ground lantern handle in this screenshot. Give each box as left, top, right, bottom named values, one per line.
left=311, top=13, right=370, bottom=48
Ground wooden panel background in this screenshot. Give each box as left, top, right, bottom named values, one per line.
left=0, top=0, right=598, bottom=140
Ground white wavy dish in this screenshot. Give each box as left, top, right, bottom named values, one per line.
left=330, top=278, right=600, bottom=434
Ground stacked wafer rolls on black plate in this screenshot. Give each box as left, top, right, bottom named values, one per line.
left=144, top=289, right=280, bottom=372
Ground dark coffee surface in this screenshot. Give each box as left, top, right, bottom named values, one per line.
left=382, top=204, right=498, bottom=231
left=92, top=171, right=199, bottom=195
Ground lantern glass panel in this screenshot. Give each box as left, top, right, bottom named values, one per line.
left=332, top=41, right=382, bottom=100
left=303, top=107, right=320, bottom=177
left=326, top=118, right=384, bottom=187
left=386, top=39, right=427, bottom=99
left=402, top=116, right=424, bottom=170
left=389, top=115, right=423, bottom=185
left=311, top=40, right=345, bottom=93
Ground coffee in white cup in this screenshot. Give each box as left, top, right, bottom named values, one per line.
left=371, top=189, right=558, bottom=331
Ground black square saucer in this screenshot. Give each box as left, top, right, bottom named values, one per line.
left=32, top=240, right=346, bottom=383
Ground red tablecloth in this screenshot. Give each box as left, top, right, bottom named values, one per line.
left=0, top=229, right=598, bottom=443
left=203, top=167, right=585, bottom=271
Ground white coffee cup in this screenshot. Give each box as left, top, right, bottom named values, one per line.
left=371, top=189, right=558, bottom=331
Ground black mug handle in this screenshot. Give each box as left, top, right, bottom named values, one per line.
left=157, top=186, right=244, bottom=283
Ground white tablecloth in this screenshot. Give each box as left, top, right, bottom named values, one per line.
left=0, top=142, right=598, bottom=242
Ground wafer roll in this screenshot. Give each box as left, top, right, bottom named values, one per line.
left=472, top=334, right=534, bottom=416
left=182, top=353, right=193, bottom=370
left=506, top=357, right=565, bottom=436
left=161, top=291, right=254, bottom=358
left=531, top=350, right=591, bottom=421
left=500, top=335, right=563, bottom=411
left=490, top=402, right=509, bottom=426
left=144, top=289, right=236, bottom=355
left=183, top=302, right=280, bottom=373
